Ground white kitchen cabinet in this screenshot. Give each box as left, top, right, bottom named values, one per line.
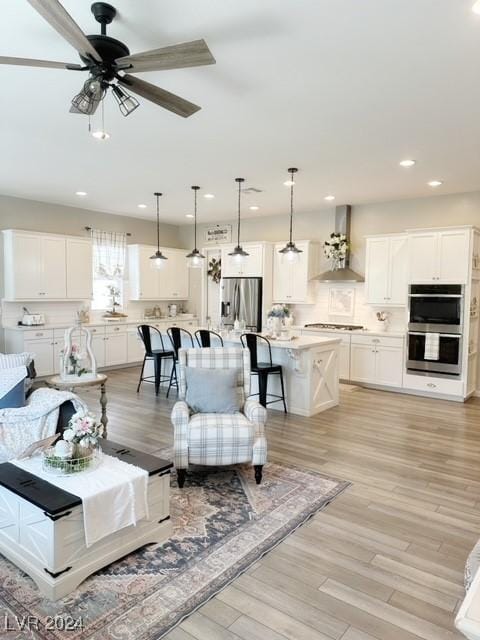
left=159, top=249, right=189, bottom=299
left=127, top=331, right=145, bottom=363
left=24, top=337, right=55, bottom=377
left=365, top=235, right=407, bottom=306
left=128, top=245, right=189, bottom=300
left=350, top=335, right=404, bottom=388
left=408, top=228, right=470, bottom=284
left=221, top=243, right=265, bottom=277
left=66, top=238, right=93, bottom=300
left=302, top=329, right=350, bottom=379
left=273, top=241, right=318, bottom=304
left=104, top=334, right=128, bottom=366
left=91, top=334, right=106, bottom=368
left=3, top=230, right=66, bottom=300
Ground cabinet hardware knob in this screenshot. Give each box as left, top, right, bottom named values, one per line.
left=427, top=383, right=437, bottom=388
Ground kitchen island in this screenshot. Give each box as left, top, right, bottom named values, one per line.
left=222, top=334, right=342, bottom=417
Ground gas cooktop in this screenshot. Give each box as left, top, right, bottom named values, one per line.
left=304, top=323, right=365, bottom=331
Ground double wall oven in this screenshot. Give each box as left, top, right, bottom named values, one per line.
left=407, top=284, right=463, bottom=376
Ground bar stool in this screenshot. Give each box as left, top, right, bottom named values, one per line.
left=167, top=326, right=195, bottom=395
left=136, top=325, right=176, bottom=397
left=240, top=333, right=287, bottom=412
left=195, top=329, right=224, bottom=348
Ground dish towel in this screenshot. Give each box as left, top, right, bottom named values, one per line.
left=424, top=333, right=440, bottom=361
left=12, top=453, right=149, bottom=547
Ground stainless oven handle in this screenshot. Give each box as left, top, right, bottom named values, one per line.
left=408, top=294, right=462, bottom=298
left=408, top=332, right=461, bottom=338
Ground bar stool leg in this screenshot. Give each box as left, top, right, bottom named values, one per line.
left=279, top=369, right=287, bottom=413
left=167, top=359, right=176, bottom=398
left=154, top=356, right=161, bottom=396
left=258, top=372, right=268, bottom=408
left=137, top=355, right=146, bottom=393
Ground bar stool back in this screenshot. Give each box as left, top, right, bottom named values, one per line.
left=167, top=327, right=195, bottom=395
left=136, top=325, right=176, bottom=396
left=195, top=329, right=224, bottom=348
left=240, top=333, right=287, bottom=412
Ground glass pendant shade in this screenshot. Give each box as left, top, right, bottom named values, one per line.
left=279, top=167, right=303, bottom=262
left=151, top=192, right=168, bottom=269
left=229, top=178, right=249, bottom=263
left=187, top=185, right=205, bottom=269
left=150, top=250, right=167, bottom=269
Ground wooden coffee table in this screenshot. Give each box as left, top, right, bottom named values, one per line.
left=46, top=373, right=109, bottom=437
left=0, top=441, right=172, bottom=600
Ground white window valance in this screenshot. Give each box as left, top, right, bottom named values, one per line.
left=91, top=229, right=127, bottom=280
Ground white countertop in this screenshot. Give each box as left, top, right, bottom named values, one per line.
left=224, top=334, right=341, bottom=351
left=2, top=316, right=197, bottom=331
left=299, top=326, right=406, bottom=338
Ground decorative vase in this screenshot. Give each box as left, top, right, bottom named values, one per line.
left=331, top=256, right=345, bottom=271
left=284, top=315, right=294, bottom=328
left=270, top=317, right=282, bottom=337
left=375, top=320, right=388, bottom=333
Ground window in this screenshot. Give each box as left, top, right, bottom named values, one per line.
left=91, top=229, right=127, bottom=311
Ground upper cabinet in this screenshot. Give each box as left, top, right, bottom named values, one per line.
left=66, top=238, right=93, bottom=300
left=3, top=230, right=92, bottom=301
left=408, top=229, right=470, bottom=284
left=273, top=241, right=319, bottom=304
left=365, top=234, right=407, bottom=306
left=128, top=245, right=190, bottom=300
left=221, top=243, right=266, bottom=278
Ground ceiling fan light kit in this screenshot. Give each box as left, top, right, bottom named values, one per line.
left=6, top=1, right=216, bottom=134
left=279, top=168, right=303, bottom=264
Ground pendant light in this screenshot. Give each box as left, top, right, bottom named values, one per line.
left=186, top=185, right=205, bottom=268
left=228, top=177, right=249, bottom=264
left=150, top=192, right=168, bottom=269
left=279, top=167, right=302, bottom=263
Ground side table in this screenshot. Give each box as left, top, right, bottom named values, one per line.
left=46, top=374, right=109, bottom=437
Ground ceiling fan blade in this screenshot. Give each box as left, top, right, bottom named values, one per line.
left=0, top=55, right=81, bottom=70
left=27, top=0, right=102, bottom=62
left=118, top=74, right=201, bottom=118
left=115, top=39, right=215, bottom=73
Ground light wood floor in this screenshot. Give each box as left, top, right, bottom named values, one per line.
left=78, top=367, right=480, bottom=640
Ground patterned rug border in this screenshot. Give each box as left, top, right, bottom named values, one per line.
left=156, top=463, right=351, bottom=639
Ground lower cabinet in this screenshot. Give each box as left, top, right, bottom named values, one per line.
left=127, top=331, right=146, bottom=363
left=24, top=336, right=56, bottom=377
left=350, top=335, right=404, bottom=388
left=302, top=330, right=350, bottom=379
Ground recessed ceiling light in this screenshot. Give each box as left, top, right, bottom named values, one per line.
left=203, top=193, right=215, bottom=199
left=283, top=180, right=295, bottom=187
left=399, top=159, right=416, bottom=167
left=91, top=130, right=110, bottom=141
left=473, top=1, right=480, bottom=15
left=75, top=191, right=87, bottom=196
left=428, top=180, right=443, bottom=187
left=249, top=205, right=260, bottom=211
left=137, top=204, right=147, bottom=209
left=324, top=195, right=335, bottom=201
left=185, top=214, right=194, bottom=218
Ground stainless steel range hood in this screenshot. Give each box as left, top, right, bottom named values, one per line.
left=315, top=205, right=364, bottom=283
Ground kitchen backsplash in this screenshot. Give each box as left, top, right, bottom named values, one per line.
left=289, top=282, right=407, bottom=331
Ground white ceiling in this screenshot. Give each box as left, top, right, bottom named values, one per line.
left=1, top=0, right=480, bottom=224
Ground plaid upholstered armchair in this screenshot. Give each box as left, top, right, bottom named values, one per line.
left=171, top=347, right=267, bottom=488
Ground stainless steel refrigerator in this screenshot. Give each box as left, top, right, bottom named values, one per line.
left=220, top=277, right=263, bottom=332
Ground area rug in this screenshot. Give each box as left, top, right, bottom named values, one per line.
left=0, top=462, right=350, bottom=639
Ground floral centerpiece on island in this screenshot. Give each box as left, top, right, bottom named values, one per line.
left=324, top=233, right=349, bottom=270
left=267, top=304, right=291, bottom=336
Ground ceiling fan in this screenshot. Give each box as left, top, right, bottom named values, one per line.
left=0, top=1, right=216, bottom=118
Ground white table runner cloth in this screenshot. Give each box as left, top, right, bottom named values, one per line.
left=12, top=453, right=149, bottom=547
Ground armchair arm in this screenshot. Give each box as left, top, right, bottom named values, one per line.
left=244, top=398, right=267, bottom=466
left=171, top=400, right=191, bottom=469
left=244, top=398, right=267, bottom=426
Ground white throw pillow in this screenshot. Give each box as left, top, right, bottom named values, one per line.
left=0, top=352, right=34, bottom=369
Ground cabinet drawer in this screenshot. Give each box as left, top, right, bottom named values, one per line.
left=351, top=335, right=404, bottom=349
left=23, top=329, right=54, bottom=340
left=105, top=324, right=128, bottom=335
left=403, top=373, right=464, bottom=397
